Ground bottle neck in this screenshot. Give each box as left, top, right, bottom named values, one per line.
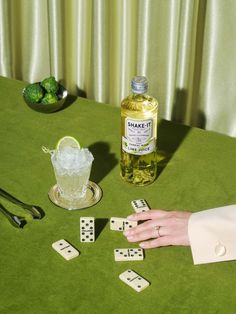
left=131, top=91, right=147, bottom=97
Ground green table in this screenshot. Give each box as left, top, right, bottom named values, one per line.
left=0, top=76, right=236, bottom=314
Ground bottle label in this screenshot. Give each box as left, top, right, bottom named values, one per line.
left=122, top=118, right=155, bottom=155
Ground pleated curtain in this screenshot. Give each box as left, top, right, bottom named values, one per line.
left=0, top=0, right=236, bottom=136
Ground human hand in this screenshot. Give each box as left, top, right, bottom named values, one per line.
left=123, top=210, right=192, bottom=249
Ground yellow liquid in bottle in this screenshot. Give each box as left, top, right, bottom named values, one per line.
left=120, top=93, right=158, bottom=186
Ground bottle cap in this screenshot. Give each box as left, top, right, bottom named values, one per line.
left=131, top=76, right=148, bottom=94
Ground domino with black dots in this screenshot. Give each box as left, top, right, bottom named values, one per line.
left=80, top=217, right=95, bottom=242
left=52, top=239, right=80, bottom=260
left=131, top=199, right=150, bottom=213
left=119, top=269, right=150, bottom=292
left=114, top=248, right=144, bottom=261
left=110, top=217, right=137, bottom=231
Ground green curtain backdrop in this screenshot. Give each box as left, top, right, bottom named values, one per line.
left=0, top=0, right=235, bottom=136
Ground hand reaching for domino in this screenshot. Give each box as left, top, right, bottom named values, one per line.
left=124, top=209, right=192, bottom=249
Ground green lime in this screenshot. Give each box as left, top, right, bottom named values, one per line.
left=56, top=136, right=81, bottom=151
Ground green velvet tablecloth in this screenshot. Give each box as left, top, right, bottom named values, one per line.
left=0, top=76, right=236, bottom=314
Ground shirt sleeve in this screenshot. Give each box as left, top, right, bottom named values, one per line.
left=188, top=204, right=236, bottom=265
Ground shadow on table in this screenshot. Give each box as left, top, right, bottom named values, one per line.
left=88, top=142, right=118, bottom=184
left=156, top=119, right=191, bottom=177
left=58, top=94, right=77, bottom=111
left=58, top=82, right=87, bottom=112
left=95, top=218, right=109, bottom=240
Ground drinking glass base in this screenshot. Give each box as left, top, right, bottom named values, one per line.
left=48, top=181, right=102, bottom=210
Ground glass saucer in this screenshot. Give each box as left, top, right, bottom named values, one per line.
left=48, top=181, right=102, bottom=210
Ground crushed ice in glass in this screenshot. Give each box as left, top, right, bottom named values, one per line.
left=52, top=147, right=94, bottom=171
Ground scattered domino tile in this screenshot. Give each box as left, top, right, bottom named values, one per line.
left=80, top=217, right=95, bottom=242
left=52, top=239, right=80, bottom=261
left=131, top=199, right=150, bottom=213
left=110, top=217, right=137, bottom=231
left=114, top=248, right=144, bottom=261
left=119, top=269, right=150, bottom=292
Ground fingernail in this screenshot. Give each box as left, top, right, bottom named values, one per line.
left=140, top=242, right=146, bottom=248
left=127, top=236, right=134, bottom=240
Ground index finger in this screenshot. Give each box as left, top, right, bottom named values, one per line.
left=127, top=209, right=173, bottom=221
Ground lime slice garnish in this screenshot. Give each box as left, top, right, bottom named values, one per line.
left=56, top=136, right=81, bottom=151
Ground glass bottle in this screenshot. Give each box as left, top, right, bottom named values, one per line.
left=120, top=76, right=158, bottom=186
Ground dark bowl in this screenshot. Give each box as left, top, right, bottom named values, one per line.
left=22, top=83, right=68, bottom=113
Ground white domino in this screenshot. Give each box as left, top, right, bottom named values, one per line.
left=131, top=199, right=150, bottom=213
left=80, top=217, right=95, bottom=242
left=52, top=239, right=80, bottom=260
left=110, top=217, right=137, bottom=231
left=114, top=248, right=144, bottom=261
left=119, top=269, right=150, bottom=292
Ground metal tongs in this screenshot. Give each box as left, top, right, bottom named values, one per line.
left=0, top=203, right=27, bottom=228
left=0, top=188, right=44, bottom=228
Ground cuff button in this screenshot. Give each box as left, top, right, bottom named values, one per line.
left=215, top=243, right=226, bottom=257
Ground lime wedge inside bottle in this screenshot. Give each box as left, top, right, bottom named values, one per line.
left=56, top=136, right=81, bottom=151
